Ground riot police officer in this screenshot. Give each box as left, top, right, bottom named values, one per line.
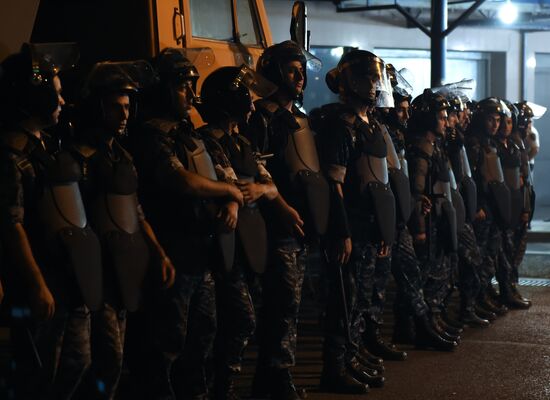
left=196, top=65, right=278, bottom=400
left=315, top=49, right=399, bottom=391
left=0, top=42, right=98, bottom=399
left=495, top=100, right=531, bottom=309
left=247, top=40, right=330, bottom=400
left=71, top=61, right=175, bottom=400
left=381, top=81, right=442, bottom=347
left=444, top=92, right=488, bottom=327
left=407, top=90, right=460, bottom=351
left=465, top=98, right=512, bottom=316
left=131, top=48, right=243, bottom=400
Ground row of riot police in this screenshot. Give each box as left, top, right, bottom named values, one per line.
left=0, top=40, right=539, bottom=400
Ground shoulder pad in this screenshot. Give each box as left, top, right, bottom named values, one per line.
left=0, top=130, right=31, bottom=154
left=254, top=99, right=280, bottom=116
left=144, top=118, right=180, bottom=136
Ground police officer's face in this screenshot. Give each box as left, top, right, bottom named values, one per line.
left=447, top=110, right=458, bottom=129
left=484, top=113, right=501, bottom=136
left=458, top=108, right=470, bottom=130
left=102, top=93, right=130, bottom=135
left=435, top=110, right=448, bottom=136
left=500, top=115, right=513, bottom=137
left=395, top=100, right=410, bottom=125
left=50, top=75, right=65, bottom=126
left=281, top=61, right=305, bottom=96
left=173, top=80, right=194, bottom=118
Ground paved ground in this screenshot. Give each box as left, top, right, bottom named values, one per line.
left=237, top=286, right=550, bottom=400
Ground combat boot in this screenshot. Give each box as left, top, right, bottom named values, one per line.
left=435, top=313, right=463, bottom=335
left=362, top=323, right=407, bottom=361
left=474, top=304, right=497, bottom=321
left=500, top=286, right=531, bottom=309
left=510, top=284, right=532, bottom=308
left=460, top=308, right=490, bottom=328
left=320, top=364, right=369, bottom=394
left=346, top=358, right=385, bottom=388
left=478, top=291, right=508, bottom=315
left=431, top=315, right=461, bottom=343
left=414, top=316, right=458, bottom=352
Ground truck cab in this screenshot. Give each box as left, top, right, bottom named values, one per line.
left=29, top=0, right=273, bottom=80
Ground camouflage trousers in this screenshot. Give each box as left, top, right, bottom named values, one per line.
left=256, top=237, right=307, bottom=370
left=473, top=217, right=501, bottom=290
left=214, top=260, right=256, bottom=374
left=513, top=223, right=529, bottom=283
left=348, top=239, right=382, bottom=348
left=391, top=226, right=429, bottom=319
left=456, top=222, right=482, bottom=310
left=144, top=271, right=217, bottom=400
left=74, top=304, right=126, bottom=400
left=497, top=228, right=517, bottom=292
left=322, top=252, right=356, bottom=365
left=12, top=304, right=92, bottom=399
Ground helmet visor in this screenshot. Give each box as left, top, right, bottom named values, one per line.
left=526, top=101, right=547, bottom=120
left=233, top=64, right=278, bottom=98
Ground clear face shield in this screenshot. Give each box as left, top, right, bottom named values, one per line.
left=340, top=57, right=391, bottom=106
left=526, top=101, right=547, bottom=120
left=232, top=64, right=278, bottom=98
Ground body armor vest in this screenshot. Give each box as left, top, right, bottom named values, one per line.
left=181, top=133, right=235, bottom=272
left=383, top=127, right=412, bottom=224
left=355, top=120, right=395, bottom=244
left=432, top=149, right=457, bottom=252
left=481, top=144, right=511, bottom=227
left=458, top=145, right=477, bottom=222
left=23, top=142, right=103, bottom=311
left=501, top=143, right=523, bottom=227
left=281, top=108, right=329, bottom=237
left=86, top=144, right=149, bottom=312
left=230, top=136, right=268, bottom=274
left=449, top=166, right=466, bottom=234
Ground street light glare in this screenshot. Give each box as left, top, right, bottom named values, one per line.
left=499, top=1, right=518, bottom=25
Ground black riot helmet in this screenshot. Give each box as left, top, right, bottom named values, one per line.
left=468, top=97, right=505, bottom=137
left=446, top=93, right=465, bottom=114
left=326, top=49, right=393, bottom=107
left=0, top=42, right=78, bottom=124
left=197, top=65, right=277, bottom=124
left=408, top=89, right=450, bottom=134
left=78, top=60, right=154, bottom=134
left=514, top=101, right=534, bottom=132
left=156, top=48, right=200, bottom=93
left=257, top=40, right=310, bottom=98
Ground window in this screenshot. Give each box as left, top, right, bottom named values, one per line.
left=189, top=0, right=261, bottom=45
left=190, top=0, right=233, bottom=41
left=236, top=0, right=261, bottom=46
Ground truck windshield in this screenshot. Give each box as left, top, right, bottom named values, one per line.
left=190, top=0, right=260, bottom=45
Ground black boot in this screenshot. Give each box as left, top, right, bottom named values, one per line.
left=440, top=312, right=465, bottom=331
left=356, top=347, right=385, bottom=374
left=363, top=323, right=407, bottom=361
left=510, top=284, right=532, bottom=308
left=500, top=286, right=531, bottom=309
left=460, top=309, right=490, bottom=328
left=435, top=314, right=463, bottom=335
left=414, top=316, right=458, bottom=352
left=479, top=291, right=508, bottom=315
left=346, top=358, right=385, bottom=388
left=320, top=364, right=369, bottom=394
left=431, top=315, right=461, bottom=343
left=474, top=304, right=497, bottom=321
left=357, top=346, right=384, bottom=366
